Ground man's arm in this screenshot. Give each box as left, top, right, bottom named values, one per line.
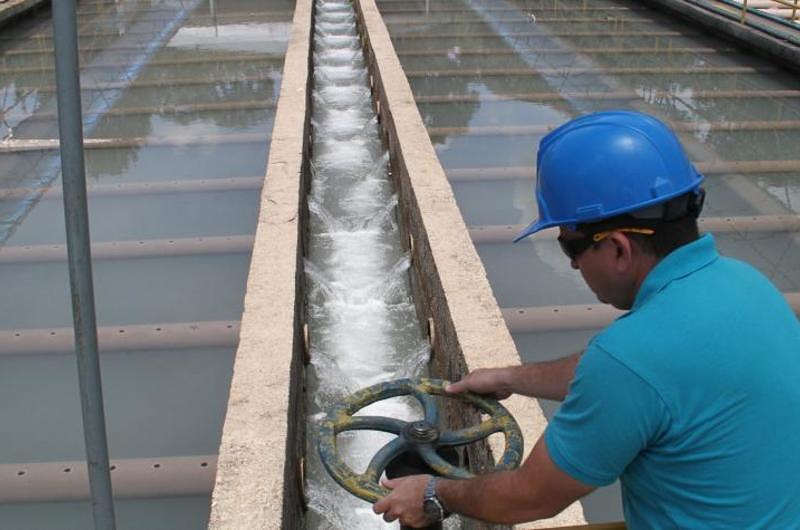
left=373, top=435, right=594, bottom=527
left=447, top=352, right=582, bottom=401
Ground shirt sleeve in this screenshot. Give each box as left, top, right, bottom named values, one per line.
left=544, top=343, right=670, bottom=487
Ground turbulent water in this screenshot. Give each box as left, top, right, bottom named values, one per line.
left=303, top=1, right=432, bottom=527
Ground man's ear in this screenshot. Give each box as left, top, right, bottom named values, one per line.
left=608, top=232, right=634, bottom=272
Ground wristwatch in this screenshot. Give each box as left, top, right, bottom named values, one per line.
left=422, top=477, right=449, bottom=523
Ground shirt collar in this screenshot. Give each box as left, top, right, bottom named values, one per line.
left=631, top=234, right=719, bottom=311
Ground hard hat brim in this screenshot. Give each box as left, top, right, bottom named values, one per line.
left=512, top=218, right=556, bottom=242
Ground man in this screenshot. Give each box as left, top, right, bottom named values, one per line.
left=373, top=110, right=800, bottom=528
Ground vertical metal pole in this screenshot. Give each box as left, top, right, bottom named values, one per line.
left=52, top=2, right=117, bottom=530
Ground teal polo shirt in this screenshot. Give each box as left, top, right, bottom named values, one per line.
left=545, top=234, right=800, bottom=529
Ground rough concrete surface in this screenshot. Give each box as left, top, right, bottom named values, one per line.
left=0, top=0, right=46, bottom=28
left=207, top=0, right=313, bottom=527
left=354, top=0, right=587, bottom=527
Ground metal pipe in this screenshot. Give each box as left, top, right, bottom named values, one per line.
left=2, top=213, right=796, bottom=264
left=0, top=54, right=279, bottom=75
left=37, top=7, right=292, bottom=19
left=391, top=29, right=691, bottom=39
left=447, top=160, right=800, bottom=181
left=51, top=2, right=115, bottom=528
left=0, top=320, right=239, bottom=356
left=0, top=26, right=259, bottom=39
left=17, top=72, right=276, bottom=93
left=414, top=89, right=800, bottom=103
left=378, top=5, right=636, bottom=12
left=17, top=101, right=275, bottom=122
left=385, top=16, right=655, bottom=24
left=400, top=46, right=731, bottom=56
left=2, top=41, right=285, bottom=57
left=5, top=290, right=799, bottom=354
left=0, top=132, right=270, bottom=153
left=0, top=235, right=254, bottom=264
left=0, top=455, right=216, bottom=503
left=468, top=215, right=800, bottom=244
left=503, top=292, right=800, bottom=332
left=428, top=119, right=800, bottom=136
left=406, top=65, right=774, bottom=78
left=0, top=176, right=263, bottom=201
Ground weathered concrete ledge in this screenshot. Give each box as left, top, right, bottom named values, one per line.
left=641, top=0, right=800, bottom=72
left=352, top=0, right=586, bottom=527
left=0, top=0, right=48, bottom=28
left=207, top=0, right=313, bottom=526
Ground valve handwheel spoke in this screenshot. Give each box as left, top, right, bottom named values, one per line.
left=364, top=437, right=410, bottom=483
left=416, top=444, right=473, bottom=479
left=318, top=377, right=523, bottom=503
left=339, top=415, right=407, bottom=435
left=438, top=418, right=503, bottom=447
left=414, top=390, right=440, bottom=426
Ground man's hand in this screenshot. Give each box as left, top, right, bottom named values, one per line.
left=372, top=474, right=431, bottom=527
left=446, top=367, right=513, bottom=400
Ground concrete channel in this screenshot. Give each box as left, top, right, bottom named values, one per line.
left=209, top=0, right=582, bottom=526
left=0, top=0, right=798, bottom=528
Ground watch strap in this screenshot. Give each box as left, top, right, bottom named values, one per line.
left=424, top=477, right=449, bottom=521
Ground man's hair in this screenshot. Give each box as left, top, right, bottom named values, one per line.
left=576, top=192, right=702, bottom=259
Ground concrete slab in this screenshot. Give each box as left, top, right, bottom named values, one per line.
left=207, top=0, right=313, bottom=527
left=0, top=0, right=47, bottom=28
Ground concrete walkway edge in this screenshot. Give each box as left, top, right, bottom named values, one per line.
left=0, top=0, right=47, bottom=28
left=207, top=0, right=313, bottom=526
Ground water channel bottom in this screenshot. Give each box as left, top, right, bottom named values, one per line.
left=303, top=1, right=435, bottom=528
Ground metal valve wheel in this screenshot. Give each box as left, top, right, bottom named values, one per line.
left=318, top=377, right=524, bottom=502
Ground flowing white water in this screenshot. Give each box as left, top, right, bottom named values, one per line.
left=304, top=1, right=433, bottom=527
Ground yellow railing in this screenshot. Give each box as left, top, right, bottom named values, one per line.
left=738, top=0, right=800, bottom=23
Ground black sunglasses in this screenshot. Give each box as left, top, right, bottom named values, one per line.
left=557, top=228, right=655, bottom=261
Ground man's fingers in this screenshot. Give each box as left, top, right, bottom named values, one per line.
left=373, top=478, right=399, bottom=514
left=446, top=380, right=468, bottom=393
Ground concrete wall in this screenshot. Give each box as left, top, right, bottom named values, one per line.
left=207, top=0, right=313, bottom=526
left=0, top=0, right=48, bottom=29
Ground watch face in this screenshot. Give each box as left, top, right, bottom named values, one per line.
left=423, top=499, right=443, bottom=521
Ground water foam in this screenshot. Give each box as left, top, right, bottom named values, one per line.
left=304, top=0, right=432, bottom=527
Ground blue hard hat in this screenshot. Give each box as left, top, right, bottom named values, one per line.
left=514, top=110, right=704, bottom=242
